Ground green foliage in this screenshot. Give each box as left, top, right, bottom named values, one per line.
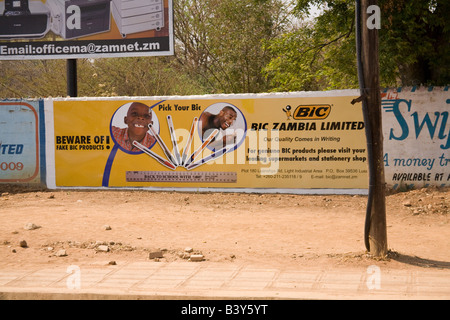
left=85, top=57, right=206, bottom=97
left=0, top=60, right=68, bottom=98
left=264, top=0, right=359, bottom=91
left=379, top=0, right=450, bottom=86
left=174, top=0, right=289, bottom=93
left=0, top=57, right=202, bottom=98
left=0, top=0, right=447, bottom=98
left=264, top=0, right=449, bottom=91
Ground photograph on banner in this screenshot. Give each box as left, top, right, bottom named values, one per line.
left=110, top=101, right=159, bottom=154
left=0, top=0, right=173, bottom=60
left=0, top=101, right=42, bottom=183
left=51, top=93, right=371, bottom=191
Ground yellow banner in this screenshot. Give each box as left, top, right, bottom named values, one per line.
left=53, top=94, right=369, bottom=190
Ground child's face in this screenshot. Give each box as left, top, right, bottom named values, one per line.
left=124, top=103, right=153, bottom=137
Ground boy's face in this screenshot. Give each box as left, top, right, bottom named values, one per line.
left=124, top=103, right=153, bottom=137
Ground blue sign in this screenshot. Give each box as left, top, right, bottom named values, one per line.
left=0, top=100, right=44, bottom=183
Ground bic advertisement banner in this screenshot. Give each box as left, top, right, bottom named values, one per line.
left=0, top=100, right=44, bottom=184
left=49, top=92, right=371, bottom=191
left=0, top=0, right=173, bottom=60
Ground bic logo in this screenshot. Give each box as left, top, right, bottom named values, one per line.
left=292, top=105, right=331, bottom=120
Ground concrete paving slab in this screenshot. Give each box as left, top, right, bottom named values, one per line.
left=0, top=261, right=449, bottom=300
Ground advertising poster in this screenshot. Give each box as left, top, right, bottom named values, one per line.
left=0, top=0, right=173, bottom=60
left=382, top=87, right=450, bottom=189
left=49, top=92, right=372, bottom=191
left=0, top=100, right=44, bottom=183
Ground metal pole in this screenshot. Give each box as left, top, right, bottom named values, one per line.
left=67, top=59, right=78, bottom=97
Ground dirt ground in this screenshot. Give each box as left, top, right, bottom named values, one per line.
left=0, top=185, right=449, bottom=272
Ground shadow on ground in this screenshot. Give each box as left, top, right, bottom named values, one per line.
left=389, top=252, right=450, bottom=270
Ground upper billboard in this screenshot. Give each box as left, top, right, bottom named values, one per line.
left=0, top=0, right=174, bottom=60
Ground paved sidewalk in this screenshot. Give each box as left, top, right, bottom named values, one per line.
left=0, top=261, right=449, bottom=300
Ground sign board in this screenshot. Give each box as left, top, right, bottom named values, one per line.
left=0, top=0, right=173, bottom=60
left=46, top=91, right=372, bottom=192
left=0, top=100, right=44, bottom=184
left=4, top=88, right=448, bottom=192
left=382, top=87, right=450, bottom=189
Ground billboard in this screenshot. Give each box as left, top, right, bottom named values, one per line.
left=0, top=100, right=45, bottom=184
left=5, top=88, right=446, bottom=192
left=47, top=92, right=371, bottom=192
left=0, top=0, right=173, bottom=60
left=382, top=87, right=450, bottom=189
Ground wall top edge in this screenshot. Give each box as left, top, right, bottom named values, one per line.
left=47, top=89, right=361, bottom=102
left=382, top=86, right=449, bottom=93
left=2, top=86, right=447, bottom=102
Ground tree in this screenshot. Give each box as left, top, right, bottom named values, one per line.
left=174, top=0, right=290, bottom=93
left=0, top=56, right=206, bottom=98
left=0, top=60, right=67, bottom=98
left=2, top=0, right=445, bottom=98
left=379, top=0, right=450, bottom=86
left=1, top=0, right=290, bottom=97
left=264, top=0, right=449, bottom=91
left=264, top=1, right=359, bottom=91
left=86, top=57, right=206, bottom=97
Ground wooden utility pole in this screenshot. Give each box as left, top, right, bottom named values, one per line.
left=359, top=0, right=388, bottom=257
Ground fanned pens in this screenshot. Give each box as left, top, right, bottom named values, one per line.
left=133, top=140, right=176, bottom=170
left=185, top=145, right=235, bottom=170
left=183, top=129, right=219, bottom=167
left=180, top=117, right=198, bottom=166
left=167, top=115, right=181, bottom=166
left=148, top=123, right=178, bottom=167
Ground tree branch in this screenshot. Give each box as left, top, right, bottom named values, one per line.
left=303, top=15, right=355, bottom=67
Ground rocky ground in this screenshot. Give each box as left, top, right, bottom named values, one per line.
left=0, top=185, right=448, bottom=271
